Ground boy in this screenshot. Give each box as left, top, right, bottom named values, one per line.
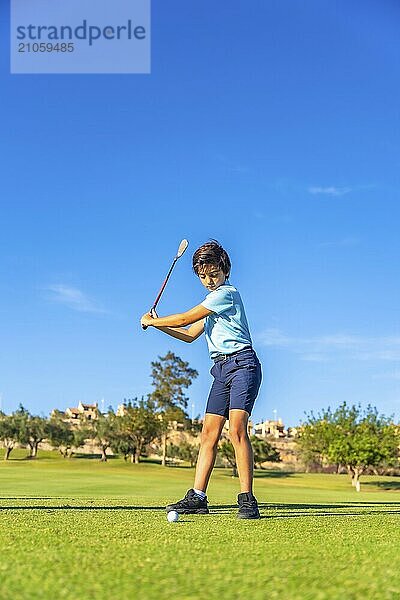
left=141, top=240, right=262, bottom=519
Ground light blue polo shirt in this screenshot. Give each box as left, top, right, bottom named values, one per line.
left=201, top=281, right=252, bottom=359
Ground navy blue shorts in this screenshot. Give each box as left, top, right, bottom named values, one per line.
left=205, top=348, right=262, bottom=418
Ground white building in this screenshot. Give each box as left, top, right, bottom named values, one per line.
left=254, top=419, right=285, bottom=439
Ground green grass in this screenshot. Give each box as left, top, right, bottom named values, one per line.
left=1, top=451, right=400, bottom=599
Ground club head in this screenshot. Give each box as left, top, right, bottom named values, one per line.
left=176, top=239, right=189, bottom=258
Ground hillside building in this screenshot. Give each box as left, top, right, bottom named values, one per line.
left=64, top=401, right=98, bottom=422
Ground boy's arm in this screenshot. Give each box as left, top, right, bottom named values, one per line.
left=141, top=304, right=212, bottom=328
left=155, top=319, right=205, bottom=343
left=140, top=304, right=212, bottom=342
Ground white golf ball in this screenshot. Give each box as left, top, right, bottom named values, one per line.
left=167, top=510, right=179, bottom=523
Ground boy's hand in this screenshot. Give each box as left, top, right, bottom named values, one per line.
left=141, top=312, right=155, bottom=328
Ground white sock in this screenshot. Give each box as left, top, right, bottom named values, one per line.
left=193, top=488, right=206, bottom=500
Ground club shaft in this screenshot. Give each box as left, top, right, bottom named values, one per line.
left=151, top=257, right=178, bottom=310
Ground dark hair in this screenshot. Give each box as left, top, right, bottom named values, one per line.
left=192, top=240, right=231, bottom=277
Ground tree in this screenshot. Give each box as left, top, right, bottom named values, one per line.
left=250, top=436, right=281, bottom=469
left=150, top=352, right=198, bottom=466
left=47, top=412, right=73, bottom=457
left=298, top=403, right=400, bottom=487
left=15, top=406, right=49, bottom=458
left=328, top=404, right=399, bottom=487
left=47, top=410, right=87, bottom=458
left=112, top=398, right=162, bottom=463
left=0, top=412, right=20, bottom=460
left=87, top=408, right=118, bottom=462
left=296, top=409, right=337, bottom=472
left=26, top=416, right=49, bottom=458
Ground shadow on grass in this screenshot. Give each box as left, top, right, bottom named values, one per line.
left=362, top=481, right=400, bottom=491
left=140, top=458, right=163, bottom=465
left=253, top=470, right=294, bottom=479
left=71, top=453, right=119, bottom=460
left=210, top=501, right=400, bottom=518
left=2, top=500, right=400, bottom=518
left=219, top=470, right=294, bottom=479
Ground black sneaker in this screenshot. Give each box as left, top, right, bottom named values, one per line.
left=237, top=492, right=260, bottom=519
left=166, top=489, right=209, bottom=515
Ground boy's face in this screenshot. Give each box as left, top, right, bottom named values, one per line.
left=197, top=264, right=227, bottom=291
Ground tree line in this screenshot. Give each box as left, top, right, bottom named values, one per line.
left=0, top=401, right=157, bottom=462
left=0, top=351, right=279, bottom=472
left=0, top=352, right=194, bottom=463
left=0, top=399, right=280, bottom=472
left=2, top=352, right=398, bottom=486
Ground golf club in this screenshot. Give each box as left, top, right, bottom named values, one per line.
left=142, top=239, right=189, bottom=330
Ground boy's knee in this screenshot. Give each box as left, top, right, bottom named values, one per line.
left=229, top=426, right=248, bottom=446
left=201, top=427, right=220, bottom=447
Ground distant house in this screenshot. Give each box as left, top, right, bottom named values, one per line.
left=254, top=419, right=298, bottom=439
left=287, top=426, right=298, bottom=438
left=64, top=407, right=80, bottom=420
left=254, top=419, right=285, bottom=439
left=65, top=401, right=98, bottom=422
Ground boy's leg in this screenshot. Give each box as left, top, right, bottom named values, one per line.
left=166, top=365, right=229, bottom=514
left=165, top=413, right=225, bottom=514
left=194, top=413, right=226, bottom=492
left=228, top=409, right=253, bottom=493
left=229, top=408, right=260, bottom=519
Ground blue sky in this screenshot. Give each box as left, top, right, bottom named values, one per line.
left=1, top=0, right=399, bottom=426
